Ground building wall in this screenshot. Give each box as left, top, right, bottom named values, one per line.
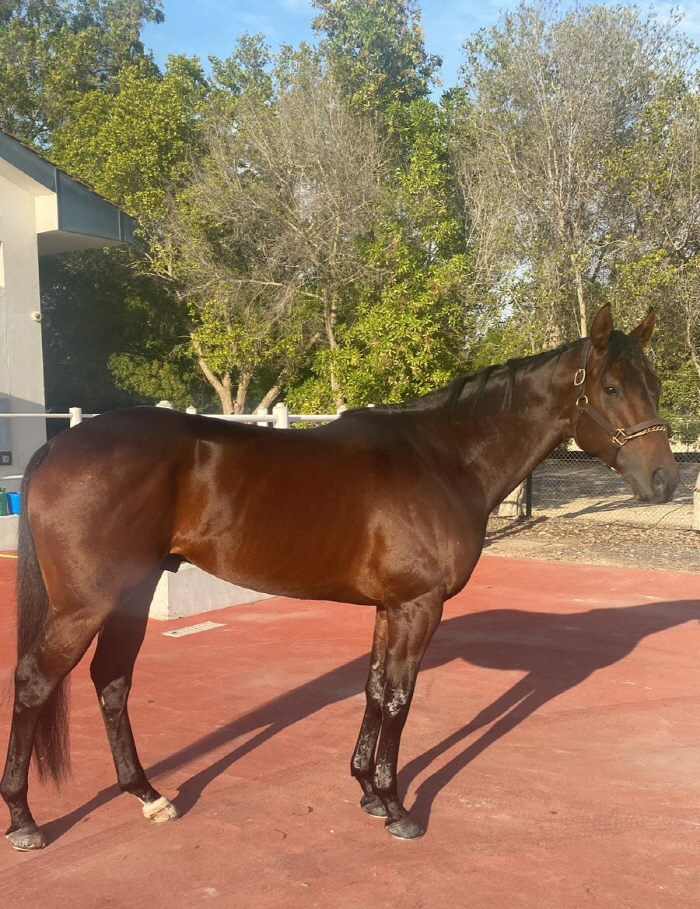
left=0, top=172, right=47, bottom=490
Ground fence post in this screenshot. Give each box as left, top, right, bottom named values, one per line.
left=273, top=402, right=289, bottom=429
left=255, top=405, right=270, bottom=427
left=185, top=406, right=197, bottom=414
left=69, top=407, right=83, bottom=427
left=156, top=400, right=174, bottom=409
left=693, top=469, right=700, bottom=532
left=498, top=480, right=527, bottom=519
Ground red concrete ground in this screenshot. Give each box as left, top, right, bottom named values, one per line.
left=0, top=554, right=699, bottom=909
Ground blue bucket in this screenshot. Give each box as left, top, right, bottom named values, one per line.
left=6, top=492, right=21, bottom=515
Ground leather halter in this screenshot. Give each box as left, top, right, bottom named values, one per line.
left=572, top=340, right=670, bottom=469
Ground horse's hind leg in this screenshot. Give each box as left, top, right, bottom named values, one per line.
left=373, top=595, right=443, bottom=840
left=90, top=609, right=178, bottom=824
left=351, top=608, right=389, bottom=818
left=1, top=612, right=102, bottom=850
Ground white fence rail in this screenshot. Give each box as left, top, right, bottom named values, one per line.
left=0, top=402, right=343, bottom=431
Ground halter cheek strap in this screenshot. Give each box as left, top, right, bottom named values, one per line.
left=572, top=340, right=670, bottom=469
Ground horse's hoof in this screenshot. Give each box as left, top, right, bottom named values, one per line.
left=142, top=796, right=180, bottom=824
left=360, top=795, right=388, bottom=818
left=6, top=824, right=47, bottom=851
left=386, top=816, right=424, bottom=840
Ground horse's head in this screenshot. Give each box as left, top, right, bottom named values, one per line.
left=571, top=304, right=679, bottom=504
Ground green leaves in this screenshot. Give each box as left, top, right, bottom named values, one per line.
left=51, top=55, right=207, bottom=226
left=312, top=0, right=440, bottom=112
left=0, top=0, right=163, bottom=143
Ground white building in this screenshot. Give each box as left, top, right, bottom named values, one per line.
left=0, top=129, right=134, bottom=490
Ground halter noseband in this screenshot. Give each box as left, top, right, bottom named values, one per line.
left=572, top=340, right=670, bottom=469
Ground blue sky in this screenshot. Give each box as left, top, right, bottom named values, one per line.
left=142, top=1, right=700, bottom=90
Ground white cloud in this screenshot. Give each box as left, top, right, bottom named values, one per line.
left=655, top=2, right=700, bottom=42
left=280, top=0, right=313, bottom=14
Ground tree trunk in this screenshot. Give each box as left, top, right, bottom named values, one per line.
left=571, top=253, right=587, bottom=338
left=189, top=330, right=235, bottom=413
left=258, top=369, right=290, bottom=412
left=685, top=311, right=700, bottom=384
left=323, top=291, right=344, bottom=409
left=234, top=371, right=251, bottom=415
left=217, top=375, right=234, bottom=414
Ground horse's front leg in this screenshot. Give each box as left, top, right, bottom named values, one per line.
left=351, top=607, right=389, bottom=818
left=373, top=595, right=443, bottom=839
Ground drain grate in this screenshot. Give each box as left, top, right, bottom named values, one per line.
left=162, top=620, right=226, bottom=638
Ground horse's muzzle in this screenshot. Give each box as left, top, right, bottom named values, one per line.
left=635, top=463, right=679, bottom=504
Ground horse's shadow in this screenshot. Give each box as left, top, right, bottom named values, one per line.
left=43, top=598, right=699, bottom=842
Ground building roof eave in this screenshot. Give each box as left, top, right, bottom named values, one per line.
left=0, top=129, right=136, bottom=252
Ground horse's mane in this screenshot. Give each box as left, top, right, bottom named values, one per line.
left=348, top=340, right=581, bottom=424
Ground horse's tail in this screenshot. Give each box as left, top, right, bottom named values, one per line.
left=15, top=442, right=70, bottom=784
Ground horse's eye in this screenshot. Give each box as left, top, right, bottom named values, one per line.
left=603, top=384, right=619, bottom=396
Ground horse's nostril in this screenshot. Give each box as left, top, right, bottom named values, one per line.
left=651, top=466, right=667, bottom=496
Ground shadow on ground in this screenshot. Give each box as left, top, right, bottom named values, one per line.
left=43, top=598, right=700, bottom=843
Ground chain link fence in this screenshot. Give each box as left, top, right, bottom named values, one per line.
left=529, top=444, right=699, bottom=529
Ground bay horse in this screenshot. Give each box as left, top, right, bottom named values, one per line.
left=1, top=304, right=678, bottom=850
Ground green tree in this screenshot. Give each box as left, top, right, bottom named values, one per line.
left=50, top=54, right=207, bottom=227
left=289, top=97, right=471, bottom=409
left=456, top=2, right=695, bottom=345
left=42, top=53, right=209, bottom=409
left=162, top=65, right=385, bottom=413
left=0, top=0, right=163, bottom=144
left=286, top=0, right=475, bottom=410
left=40, top=248, right=213, bottom=413
left=312, top=0, right=440, bottom=112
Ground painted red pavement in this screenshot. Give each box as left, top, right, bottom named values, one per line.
left=0, top=554, right=699, bottom=909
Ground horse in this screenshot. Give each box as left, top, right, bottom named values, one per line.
left=1, top=304, right=678, bottom=850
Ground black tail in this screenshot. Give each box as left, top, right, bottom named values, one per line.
left=15, top=442, right=70, bottom=784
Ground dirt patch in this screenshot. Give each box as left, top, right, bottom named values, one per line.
left=485, top=515, right=700, bottom=574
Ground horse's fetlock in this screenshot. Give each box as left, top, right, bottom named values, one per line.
left=372, top=767, right=395, bottom=797
left=350, top=756, right=373, bottom=779
left=382, top=687, right=410, bottom=718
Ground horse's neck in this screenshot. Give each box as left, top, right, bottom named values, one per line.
left=454, top=345, right=581, bottom=513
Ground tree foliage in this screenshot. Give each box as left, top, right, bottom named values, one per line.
left=311, top=0, right=440, bottom=111
left=162, top=65, right=386, bottom=413
left=4, top=0, right=697, bottom=436
left=0, top=0, right=163, bottom=143
left=457, top=2, right=694, bottom=342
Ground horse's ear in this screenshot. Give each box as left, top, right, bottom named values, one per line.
left=589, top=304, right=613, bottom=351
left=630, top=308, right=655, bottom=348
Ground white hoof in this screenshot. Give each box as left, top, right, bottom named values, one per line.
left=141, top=796, right=180, bottom=823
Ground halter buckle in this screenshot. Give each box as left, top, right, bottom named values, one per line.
left=574, top=368, right=586, bottom=387
left=576, top=394, right=588, bottom=407
left=612, top=428, right=629, bottom=447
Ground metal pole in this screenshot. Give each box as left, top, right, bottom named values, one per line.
left=525, top=473, right=533, bottom=519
